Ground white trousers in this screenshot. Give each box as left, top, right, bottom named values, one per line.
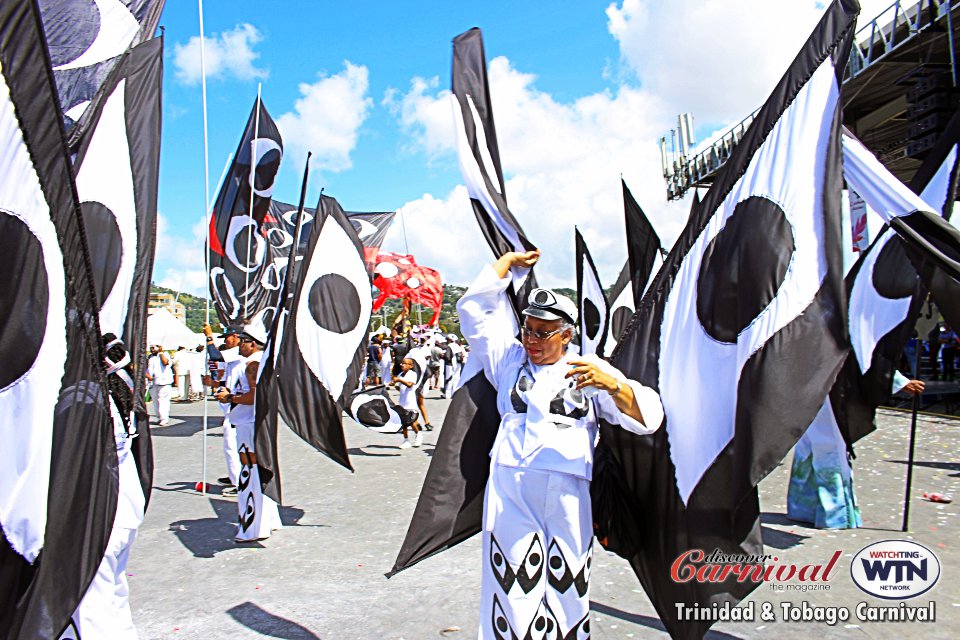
left=151, top=384, right=171, bottom=421
left=234, top=420, right=282, bottom=541
left=479, top=465, right=593, bottom=640
left=444, top=362, right=461, bottom=398
left=223, top=417, right=240, bottom=486
left=68, top=526, right=139, bottom=639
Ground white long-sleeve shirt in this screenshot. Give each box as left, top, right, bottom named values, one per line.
left=457, top=265, right=663, bottom=480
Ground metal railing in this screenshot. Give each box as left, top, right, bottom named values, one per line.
left=663, top=0, right=951, bottom=200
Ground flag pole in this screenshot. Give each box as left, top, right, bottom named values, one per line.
left=901, top=345, right=923, bottom=531
left=243, top=83, right=262, bottom=317
left=198, top=0, right=211, bottom=495
left=174, top=152, right=233, bottom=306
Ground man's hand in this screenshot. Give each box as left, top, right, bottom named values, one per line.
left=904, top=379, right=925, bottom=395
left=202, top=323, right=213, bottom=339
left=493, top=250, right=540, bottom=279
left=214, top=388, right=230, bottom=402
left=565, top=358, right=618, bottom=394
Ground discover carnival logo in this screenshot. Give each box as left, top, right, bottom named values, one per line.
left=850, top=540, right=941, bottom=599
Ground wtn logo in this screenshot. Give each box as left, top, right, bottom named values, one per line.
left=851, top=541, right=940, bottom=600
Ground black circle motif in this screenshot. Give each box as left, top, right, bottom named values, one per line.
left=0, top=212, right=49, bottom=390
left=308, top=273, right=362, bottom=334
left=358, top=398, right=390, bottom=426
left=697, top=196, right=795, bottom=343
left=872, top=235, right=918, bottom=299
left=610, top=306, right=633, bottom=343
left=231, top=224, right=261, bottom=270
left=529, top=553, right=541, bottom=566
left=550, top=556, right=563, bottom=570
left=493, top=553, right=503, bottom=566
left=582, top=298, right=601, bottom=340
left=81, top=201, right=123, bottom=308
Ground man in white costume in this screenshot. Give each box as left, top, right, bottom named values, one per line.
left=214, top=324, right=282, bottom=542
left=458, top=250, right=663, bottom=639
left=145, top=344, right=173, bottom=426
left=202, top=325, right=244, bottom=492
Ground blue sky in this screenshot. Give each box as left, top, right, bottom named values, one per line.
left=154, top=0, right=895, bottom=293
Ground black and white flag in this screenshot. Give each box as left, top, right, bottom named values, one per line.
left=830, top=124, right=960, bottom=446
left=842, top=130, right=960, bottom=327
left=0, top=2, right=116, bottom=637
left=390, top=27, right=537, bottom=577
left=576, top=228, right=608, bottom=356
left=605, top=181, right=667, bottom=356
left=452, top=27, right=537, bottom=308
left=72, top=37, right=161, bottom=502
left=623, top=178, right=662, bottom=305
left=603, top=2, right=857, bottom=637
left=256, top=195, right=371, bottom=502
left=346, top=386, right=404, bottom=434
left=38, top=0, right=164, bottom=139
left=208, top=98, right=284, bottom=336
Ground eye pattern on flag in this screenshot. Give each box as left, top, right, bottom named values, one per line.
left=347, top=387, right=403, bottom=434
left=575, top=228, right=608, bottom=356
left=0, top=2, right=117, bottom=637
left=258, top=194, right=369, bottom=502
left=603, top=2, right=856, bottom=637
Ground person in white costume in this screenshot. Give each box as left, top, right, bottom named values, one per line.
left=202, top=324, right=244, bottom=492
left=213, top=324, right=283, bottom=542
left=64, top=335, right=145, bottom=639
left=145, top=344, right=173, bottom=426
left=458, top=250, right=663, bottom=640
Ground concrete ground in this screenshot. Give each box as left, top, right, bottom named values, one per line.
left=130, top=391, right=960, bottom=639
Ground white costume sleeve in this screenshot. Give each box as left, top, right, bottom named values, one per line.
left=891, top=370, right=910, bottom=395
left=588, top=355, right=663, bottom=436
left=456, top=264, right=523, bottom=390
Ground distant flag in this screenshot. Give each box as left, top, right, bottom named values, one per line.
left=255, top=195, right=371, bottom=502
left=72, top=35, right=163, bottom=503
left=451, top=27, right=537, bottom=309
left=603, top=2, right=857, bottom=637
left=0, top=2, right=116, bottom=636
left=605, top=181, right=668, bottom=356
left=390, top=27, right=536, bottom=577
left=575, top=228, right=608, bottom=356
left=372, top=251, right=444, bottom=325
left=38, top=0, right=165, bottom=138
left=623, top=179, right=662, bottom=304
left=266, top=199, right=396, bottom=272
left=849, top=190, right=870, bottom=252
left=842, top=129, right=960, bottom=327
left=208, top=98, right=284, bottom=336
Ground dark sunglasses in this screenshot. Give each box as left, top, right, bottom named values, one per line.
left=521, top=325, right=563, bottom=341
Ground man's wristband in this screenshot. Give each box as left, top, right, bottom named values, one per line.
left=610, top=381, right=623, bottom=397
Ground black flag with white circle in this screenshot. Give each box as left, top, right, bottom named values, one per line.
left=208, top=98, right=284, bottom=335
left=38, top=0, right=165, bottom=140
left=72, top=36, right=161, bottom=504
left=256, top=194, right=370, bottom=502
left=0, top=2, right=116, bottom=637
left=603, top=2, right=856, bottom=637
left=392, top=28, right=545, bottom=577
left=575, top=228, right=608, bottom=356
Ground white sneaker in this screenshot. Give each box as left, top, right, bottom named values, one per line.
left=413, top=433, right=423, bottom=447
left=158, top=419, right=170, bottom=426
left=399, top=440, right=412, bottom=449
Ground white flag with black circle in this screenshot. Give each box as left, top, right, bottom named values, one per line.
left=0, top=2, right=116, bottom=636
left=602, top=2, right=856, bottom=637
left=575, top=228, right=608, bottom=356
left=266, top=195, right=370, bottom=479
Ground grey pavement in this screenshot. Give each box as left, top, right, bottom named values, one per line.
left=130, top=391, right=960, bottom=639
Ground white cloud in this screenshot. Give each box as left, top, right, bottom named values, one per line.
left=173, top=23, right=267, bottom=85
left=153, top=214, right=209, bottom=296
left=276, top=62, right=373, bottom=174
left=606, top=0, right=898, bottom=129
left=387, top=57, right=691, bottom=288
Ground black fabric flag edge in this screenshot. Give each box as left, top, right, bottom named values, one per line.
left=0, top=2, right=116, bottom=637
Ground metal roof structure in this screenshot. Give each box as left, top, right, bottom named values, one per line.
left=663, top=0, right=960, bottom=201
